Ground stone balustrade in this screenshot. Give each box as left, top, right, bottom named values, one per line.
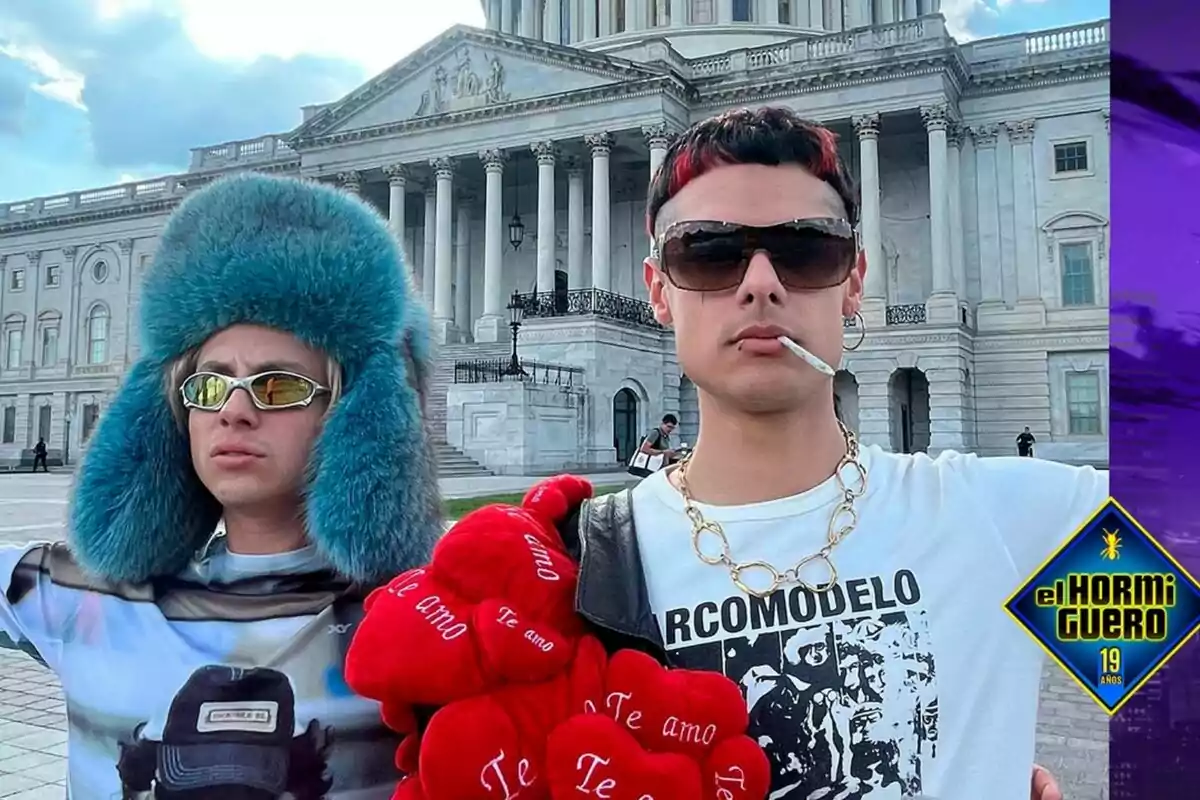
left=188, top=135, right=297, bottom=170
left=687, top=16, right=1106, bottom=80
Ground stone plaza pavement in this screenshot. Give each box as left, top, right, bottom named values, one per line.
left=0, top=471, right=1109, bottom=798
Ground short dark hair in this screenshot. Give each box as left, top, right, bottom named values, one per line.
left=662, top=413, right=678, bottom=425
left=646, top=106, right=859, bottom=237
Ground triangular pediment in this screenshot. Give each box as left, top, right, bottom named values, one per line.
left=294, top=27, right=665, bottom=139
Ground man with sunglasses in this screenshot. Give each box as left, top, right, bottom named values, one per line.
left=559, top=108, right=1106, bottom=800
left=0, top=173, right=439, bottom=798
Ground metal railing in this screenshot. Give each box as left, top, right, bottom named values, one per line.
left=515, top=288, right=663, bottom=329
left=453, top=358, right=585, bottom=387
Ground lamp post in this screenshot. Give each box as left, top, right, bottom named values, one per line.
left=508, top=212, right=526, bottom=251
left=505, top=290, right=526, bottom=376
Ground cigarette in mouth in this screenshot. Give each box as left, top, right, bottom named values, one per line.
left=777, top=336, right=837, bottom=377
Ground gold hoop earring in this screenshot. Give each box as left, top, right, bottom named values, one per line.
left=844, top=311, right=866, bottom=351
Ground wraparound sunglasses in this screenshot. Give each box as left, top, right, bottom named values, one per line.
left=180, top=370, right=330, bottom=412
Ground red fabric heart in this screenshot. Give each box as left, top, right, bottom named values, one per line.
left=420, top=695, right=550, bottom=800
left=433, top=508, right=584, bottom=638
left=545, top=714, right=703, bottom=800
left=702, top=735, right=772, bottom=800
left=601, top=649, right=749, bottom=760
left=473, top=598, right=577, bottom=683
left=346, top=568, right=491, bottom=706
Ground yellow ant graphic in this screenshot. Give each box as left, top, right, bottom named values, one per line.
left=1101, top=529, right=1122, bottom=560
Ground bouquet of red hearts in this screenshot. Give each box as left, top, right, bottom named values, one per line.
left=345, top=475, right=771, bottom=800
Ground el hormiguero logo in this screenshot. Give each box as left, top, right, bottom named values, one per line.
left=1005, top=498, right=1200, bottom=714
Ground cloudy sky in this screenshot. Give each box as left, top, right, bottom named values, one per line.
left=1, top=0, right=1108, bottom=203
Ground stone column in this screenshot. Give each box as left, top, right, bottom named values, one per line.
left=431, top=157, right=456, bottom=341
left=422, top=188, right=436, bottom=306
left=945, top=127, right=966, bottom=302
left=501, top=0, right=514, bottom=32
left=547, top=0, right=562, bottom=42
left=384, top=164, right=409, bottom=263
left=586, top=133, right=613, bottom=292
left=922, top=104, right=955, bottom=322
left=532, top=140, right=558, bottom=295
left=520, top=0, right=538, bottom=36
left=764, top=0, right=779, bottom=23
left=643, top=123, right=672, bottom=182
left=584, top=0, right=598, bottom=37
left=669, top=0, right=685, bottom=25
left=1007, top=119, right=1041, bottom=303
left=853, top=114, right=886, bottom=322
left=717, top=0, right=733, bottom=22
left=972, top=125, right=1004, bottom=309
left=476, top=150, right=507, bottom=343
left=808, top=0, right=823, bottom=27
left=338, top=171, right=362, bottom=195
left=567, top=160, right=586, bottom=290
left=455, top=196, right=473, bottom=338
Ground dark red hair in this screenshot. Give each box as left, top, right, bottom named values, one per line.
left=646, top=107, right=858, bottom=236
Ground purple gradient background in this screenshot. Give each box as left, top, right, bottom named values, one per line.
left=1111, top=1, right=1200, bottom=796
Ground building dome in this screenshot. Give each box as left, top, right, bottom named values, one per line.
left=482, top=0, right=941, bottom=59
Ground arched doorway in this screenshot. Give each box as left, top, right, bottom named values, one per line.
left=889, top=368, right=931, bottom=453
left=833, top=370, right=860, bottom=432
left=612, top=388, right=640, bottom=464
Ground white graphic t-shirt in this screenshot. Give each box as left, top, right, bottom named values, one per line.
left=0, top=533, right=400, bottom=799
left=631, top=447, right=1108, bottom=800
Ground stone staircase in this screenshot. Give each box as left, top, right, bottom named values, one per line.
left=426, top=341, right=512, bottom=477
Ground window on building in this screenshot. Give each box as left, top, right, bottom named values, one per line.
left=45, top=265, right=60, bottom=288
left=87, top=305, right=110, bottom=364
left=91, top=260, right=109, bottom=283
left=1053, top=141, right=1089, bottom=174
left=732, top=0, right=751, bottom=20
left=10, top=269, right=25, bottom=291
left=691, top=0, right=714, bottom=22
left=1066, top=371, right=1102, bottom=435
left=1060, top=242, right=1095, bottom=306
left=778, top=0, right=792, bottom=23
left=1, top=407, right=14, bottom=443
left=41, top=325, right=59, bottom=366
left=82, top=403, right=100, bottom=442
left=5, top=329, right=21, bottom=370
left=37, top=405, right=51, bottom=443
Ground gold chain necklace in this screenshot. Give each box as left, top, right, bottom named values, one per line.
left=676, top=421, right=868, bottom=599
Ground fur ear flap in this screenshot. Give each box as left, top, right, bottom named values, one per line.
left=68, top=359, right=220, bottom=583
left=306, top=347, right=442, bottom=585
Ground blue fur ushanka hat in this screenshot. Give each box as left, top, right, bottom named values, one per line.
left=68, top=173, right=440, bottom=585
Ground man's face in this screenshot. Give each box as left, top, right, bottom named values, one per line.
left=645, top=163, right=866, bottom=414
left=662, top=420, right=677, bottom=435
left=188, top=324, right=331, bottom=513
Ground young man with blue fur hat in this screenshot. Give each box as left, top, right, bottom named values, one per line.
left=0, top=173, right=439, bottom=798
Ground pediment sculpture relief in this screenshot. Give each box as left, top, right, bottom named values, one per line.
left=414, top=48, right=511, bottom=118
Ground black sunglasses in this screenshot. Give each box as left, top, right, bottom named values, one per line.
left=654, top=218, right=857, bottom=292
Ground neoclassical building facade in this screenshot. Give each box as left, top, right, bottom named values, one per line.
left=0, top=4, right=1109, bottom=473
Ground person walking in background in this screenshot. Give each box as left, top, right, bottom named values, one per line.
left=31, top=438, right=48, bottom=472
left=1017, top=426, right=1037, bottom=457
left=628, top=413, right=679, bottom=476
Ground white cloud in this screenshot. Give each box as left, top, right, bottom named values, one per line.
left=172, top=0, right=486, bottom=75
left=0, top=40, right=85, bottom=108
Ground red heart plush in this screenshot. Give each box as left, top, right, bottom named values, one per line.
left=702, top=736, right=772, bottom=800
left=601, top=650, right=749, bottom=760
left=346, top=568, right=491, bottom=706
left=545, top=714, right=702, bottom=800
left=420, top=694, right=550, bottom=800
left=432, top=508, right=584, bottom=638
left=473, top=598, right=577, bottom=683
